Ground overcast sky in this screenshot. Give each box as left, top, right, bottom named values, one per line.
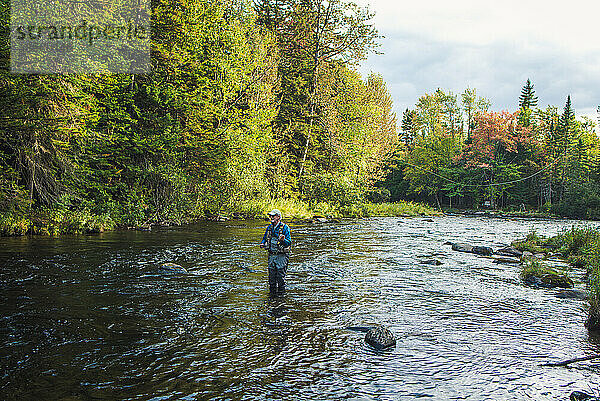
left=355, top=0, right=600, bottom=124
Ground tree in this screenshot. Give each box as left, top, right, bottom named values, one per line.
left=519, top=79, right=539, bottom=109
left=254, top=0, right=380, bottom=191
left=518, top=79, right=539, bottom=127
left=460, top=111, right=533, bottom=208
left=401, top=108, right=418, bottom=149
left=461, top=88, right=490, bottom=142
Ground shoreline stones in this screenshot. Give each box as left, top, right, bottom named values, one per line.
left=522, top=272, right=573, bottom=289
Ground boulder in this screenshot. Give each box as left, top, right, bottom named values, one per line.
left=523, top=272, right=573, bottom=289
left=365, top=326, right=396, bottom=350
left=450, top=242, right=492, bottom=256
left=496, top=246, right=523, bottom=258
left=472, top=246, right=493, bottom=256
left=419, top=259, right=443, bottom=266
left=571, top=391, right=600, bottom=401
left=159, top=263, right=188, bottom=274
left=556, top=289, right=589, bottom=300
left=452, top=243, right=474, bottom=253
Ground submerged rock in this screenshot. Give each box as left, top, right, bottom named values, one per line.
left=492, top=257, right=521, bottom=265
left=365, top=326, right=396, bottom=350
left=555, top=289, right=589, bottom=300
left=420, top=259, right=443, bottom=266
left=159, top=263, right=188, bottom=274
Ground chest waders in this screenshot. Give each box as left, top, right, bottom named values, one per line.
left=265, top=223, right=290, bottom=295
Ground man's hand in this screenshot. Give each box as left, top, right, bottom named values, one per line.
left=278, top=234, right=285, bottom=241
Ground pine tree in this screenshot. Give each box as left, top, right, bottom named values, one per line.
left=401, top=108, right=417, bottom=149
left=518, top=79, right=539, bottom=109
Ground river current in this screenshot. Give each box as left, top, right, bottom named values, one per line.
left=2, top=216, right=600, bottom=400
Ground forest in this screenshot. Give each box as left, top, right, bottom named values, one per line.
left=0, top=0, right=400, bottom=235
left=1, top=0, right=599, bottom=236
left=383, top=82, right=600, bottom=218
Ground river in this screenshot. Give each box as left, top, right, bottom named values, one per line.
left=1, top=216, right=600, bottom=400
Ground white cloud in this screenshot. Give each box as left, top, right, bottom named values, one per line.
left=355, top=0, right=600, bottom=123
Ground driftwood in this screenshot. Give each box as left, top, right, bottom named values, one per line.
left=541, top=355, right=600, bottom=367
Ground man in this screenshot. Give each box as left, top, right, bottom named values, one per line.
left=259, top=209, right=291, bottom=295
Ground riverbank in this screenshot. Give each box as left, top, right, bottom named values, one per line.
left=512, top=227, right=600, bottom=330
left=443, top=207, right=558, bottom=219
left=0, top=199, right=441, bottom=237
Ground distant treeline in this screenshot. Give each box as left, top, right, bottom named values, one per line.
left=380, top=81, right=600, bottom=219
left=0, top=0, right=399, bottom=234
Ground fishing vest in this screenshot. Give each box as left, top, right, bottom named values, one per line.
left=266, top=223, right=291, bottom=254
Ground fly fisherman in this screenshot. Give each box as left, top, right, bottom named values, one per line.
left=259, top=209, right=291, bottom=295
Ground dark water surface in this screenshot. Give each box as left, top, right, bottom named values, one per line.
left=2, top=216, right=600, bottom=400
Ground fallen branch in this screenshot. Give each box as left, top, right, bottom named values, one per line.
left=541, top=355, right=600, bottom=367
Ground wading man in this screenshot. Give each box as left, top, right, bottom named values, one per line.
left=259, top=209, right=291, bottom=295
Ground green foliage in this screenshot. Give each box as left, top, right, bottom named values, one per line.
left=520, top=258, right=572, bottom=288
left=512, top=230, right=548, bottom=254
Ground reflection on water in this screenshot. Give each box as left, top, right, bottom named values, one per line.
left=2, top=216, right=600, bottom=400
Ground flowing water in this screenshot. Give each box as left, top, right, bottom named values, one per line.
left=2, top=216, right=600, bottom=400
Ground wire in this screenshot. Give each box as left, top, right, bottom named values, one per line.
left=403, top=154, right=563, bottom=188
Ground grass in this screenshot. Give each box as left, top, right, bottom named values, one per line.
left=512, top=230, right=550, bottom=254
left=232, top=198, right=441, bottom=220
left=520, top=258, right=572, bottom=288
left=0, top=209, right=115, bottom=236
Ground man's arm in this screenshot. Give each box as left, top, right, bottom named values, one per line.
left=260, top=226, right=269, bottom=247
left=280, top=224, right=291, bottom=247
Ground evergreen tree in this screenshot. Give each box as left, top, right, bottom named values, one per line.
left=519, top=78, right=539, bottom=109
left=401, top=108, right=417, bottom=149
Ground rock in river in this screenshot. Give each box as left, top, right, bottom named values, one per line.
left=159, top=263, right=188, bottom=274
left=420, top=259, right=443, bottom=266
left=365, top=326, right=396, bottom=350
left=495, top=246, right=523, bottom=258
left=472, top=246, right=493, bottom=256
left=571, top=391, right=600, bottom=401
left=450, top=242, right=493, bottom=256
left=451, top=242, right=474, bottom=253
